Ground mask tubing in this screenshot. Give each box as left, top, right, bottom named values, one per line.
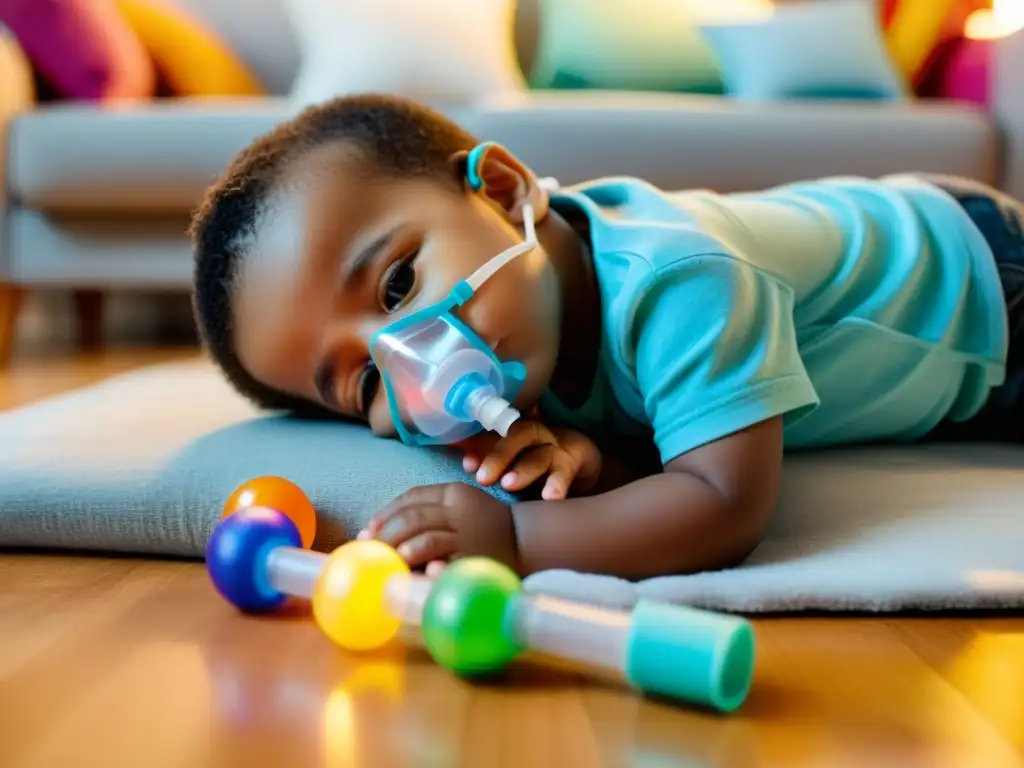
left=465, top=204, right=538, bottom=291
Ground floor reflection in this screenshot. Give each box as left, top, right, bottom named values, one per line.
left=322, top=654, right=409, bottom=766
left=945, top=630, right=1024, bottom=750
left=192, top=613, right=1024, bottom=767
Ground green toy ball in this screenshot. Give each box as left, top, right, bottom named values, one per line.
left=421, top=557, right=524, bottom=676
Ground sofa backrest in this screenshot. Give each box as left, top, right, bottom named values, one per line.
left=172, top=0, right=541, bottom=96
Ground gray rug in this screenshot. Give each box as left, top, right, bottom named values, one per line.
left=2, top=360, right=1022, bottom=613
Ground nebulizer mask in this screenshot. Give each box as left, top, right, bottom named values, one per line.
left=369, top=143, right=558, bottom=447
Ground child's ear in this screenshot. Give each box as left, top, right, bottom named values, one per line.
left=450, top=143, right=550, bottom=226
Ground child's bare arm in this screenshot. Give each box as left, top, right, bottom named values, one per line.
left=510, top=417, right=782, bottom=578
left=366, top=417, right=781, bottom=578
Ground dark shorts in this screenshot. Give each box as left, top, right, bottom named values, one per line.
left=924, top=175, right=1024, bottom=442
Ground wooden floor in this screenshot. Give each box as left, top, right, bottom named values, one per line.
left=1, top=348, right=1023, bottom=768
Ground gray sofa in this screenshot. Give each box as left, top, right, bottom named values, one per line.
left=2, top=0, right=1023, bottom=363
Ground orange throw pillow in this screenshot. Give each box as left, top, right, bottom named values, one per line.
left=114, top=0, right=265, bottom=96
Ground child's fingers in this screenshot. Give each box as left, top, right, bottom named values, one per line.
left=476, top=422, right=554, bottom=485
left=556, top=431, right=603, bottom=492
left=396, top=531, right=459, bottom=568
left=500, top=445, right=556, bottom=491
left=456, top=434, right=498, bottom=475
left=541, top=450, right=578, bottom=500
left=477, top=437, right=530, bottom=484
left=374, top=505, right=452, bottom=550
left=369, top=485, right=449, bottom=537
left=426, top=560, right=447, bottom=578
left=541, top=475, right=568, bottom=501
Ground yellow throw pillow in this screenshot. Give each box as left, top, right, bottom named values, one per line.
left=885, top=0, right=956, bottom=83
left=115, top=0, right=265, bottom=96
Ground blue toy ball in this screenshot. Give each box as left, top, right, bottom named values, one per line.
left=206, top=505, right=302, bottom=613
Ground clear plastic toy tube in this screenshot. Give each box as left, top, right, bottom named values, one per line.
left=207, top=508, right=756, bottom=713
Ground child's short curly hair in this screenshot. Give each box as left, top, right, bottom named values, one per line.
left=189, top=94, right=478, bottom=414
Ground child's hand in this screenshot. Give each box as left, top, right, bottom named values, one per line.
left=459, top=421, right=602, bottom=500
left=359, top=483, right=518, bottom=571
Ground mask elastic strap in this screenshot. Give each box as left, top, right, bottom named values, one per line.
left=464, top=203, right=538, bottom=291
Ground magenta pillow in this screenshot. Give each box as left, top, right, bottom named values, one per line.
left=0, top=0, right=154, bottom=100
left=918, top=35, right=991, bottom=107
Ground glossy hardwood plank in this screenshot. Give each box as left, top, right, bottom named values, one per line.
left=1, top=554, right=1020, bottom=768
left=0, top=347, right=201, bottom=410
left=893, top=618, right=1024, bottom=755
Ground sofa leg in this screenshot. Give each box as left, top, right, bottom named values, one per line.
left=0, top=283, right=24, bottom=366
left=73, top=289, right=105, bottom=351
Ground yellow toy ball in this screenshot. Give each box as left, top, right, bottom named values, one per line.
left=312, top=540, right=410, bottom=652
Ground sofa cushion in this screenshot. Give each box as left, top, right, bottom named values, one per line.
left=6, top=93, right=996, bottom=212
left=8, top=99, right=291, bottom=212
left=6, top=209, right=193, bottom=287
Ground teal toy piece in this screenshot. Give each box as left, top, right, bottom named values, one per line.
left=625, top=601, right=755, bottom=712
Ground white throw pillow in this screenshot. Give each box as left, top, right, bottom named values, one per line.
left=285, top=0, right=525, bottom=107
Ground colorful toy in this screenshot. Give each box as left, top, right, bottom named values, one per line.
left=208, top=503, right=757, bottom=713
left=222, top=475, right=317, bottom=549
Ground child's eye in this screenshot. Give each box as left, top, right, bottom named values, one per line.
left=379, top=250, right=418, bottom=312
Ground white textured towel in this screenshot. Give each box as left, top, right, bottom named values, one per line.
left=526, top=447, right=1024, bottom=612
left=1, top=362, right=1022, bottom=612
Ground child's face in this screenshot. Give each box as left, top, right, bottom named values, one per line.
left=232, top=144, right=562, bottom=437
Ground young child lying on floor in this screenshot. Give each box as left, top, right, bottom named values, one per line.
left=190, top=94, right=1024, bottom=580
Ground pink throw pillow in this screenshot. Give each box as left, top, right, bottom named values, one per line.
left=917, top=35, right=991, bottom=107
left=0, top=0, right=154, bottom=101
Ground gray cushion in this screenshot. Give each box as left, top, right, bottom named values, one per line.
left=8, top=93, right=995, bottom=212
left=2, top=361, right=1023, bottom=613
left=0, top=361, right=514, bottom=555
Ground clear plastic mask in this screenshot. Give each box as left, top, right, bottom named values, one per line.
left=369, top=200, right=542, bottom=447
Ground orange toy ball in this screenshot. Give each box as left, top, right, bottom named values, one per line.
left=223, top=476, right=317, bottom=549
